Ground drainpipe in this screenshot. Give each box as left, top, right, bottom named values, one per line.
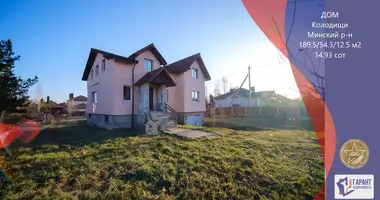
left=131, top=61, right=138, bottom=129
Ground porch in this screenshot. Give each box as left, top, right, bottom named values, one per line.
left=135, top=68, right=177, bottom=128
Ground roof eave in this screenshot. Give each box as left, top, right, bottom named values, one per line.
left=82, top=48, right=137, bottom=81
left=129, top=43, right=167, bottom=65
left=195, top=55, right=211, bottom=81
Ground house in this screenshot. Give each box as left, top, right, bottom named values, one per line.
left=67, top=94, right=87, bottom=116
left=81, top=43, right=211, bottom=129
left=59, top=102, right=67, bottom=107
left=39, top=96, right=66, bottom=113
left=213, top=87, right=296, bottom=108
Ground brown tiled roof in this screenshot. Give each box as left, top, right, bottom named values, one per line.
left=214, top=88, right=250, bottom=100
left=75, top=103, right=87, bottom=109
left=48, top=101, right=65, bottom=108
left=73, top=95, right=87, bottom=101
left=135, top=67, right=176, bottom=87
left=82, top=48, right=137, bottom=81
left=164, top=53, right=211, bottom=81
left=128, top=43, right=167, bottom=65
left=82, top=44, right=167, bottom=81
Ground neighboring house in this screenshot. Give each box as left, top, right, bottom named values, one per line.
left=81, top=43, right=211, bottom=129
left=59, top=102, right=67, bottom=108
left=39, top=96, right=66, bottom=113
left=214, top=87, right=296, bottom=108
left=67, top=94, right=87, bottom=116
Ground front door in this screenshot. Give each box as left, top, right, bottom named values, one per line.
left=149, top=87, right=154, bottom=111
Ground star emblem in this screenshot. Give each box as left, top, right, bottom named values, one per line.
left=342, top=142, right=365, bottom=164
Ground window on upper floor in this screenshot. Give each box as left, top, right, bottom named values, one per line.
left=144, top=59, right=153, bottom=71
left=191, top=68, right=198, bottom=78
left=123, top=86, right=131, bottom=101
left=91, top=69, right=94, bottom=80
left=96, top=64, right=99, bottom=76
left=192, top=91, right=199, bottom=102
left=102, top=59, right=106, bottom=72
left=91, top=91, right=97, bottom=103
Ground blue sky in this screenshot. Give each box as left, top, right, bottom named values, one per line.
left=1, top=0, right=299, bottom=102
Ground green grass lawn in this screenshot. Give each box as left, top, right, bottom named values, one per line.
left=205, top=117, right=314, bottom=131
left=0, top=123, right=324, bottom=200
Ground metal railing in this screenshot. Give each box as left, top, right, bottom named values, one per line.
left=165, top=103, right=179, bottom=125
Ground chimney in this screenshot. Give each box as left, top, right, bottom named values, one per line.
left=209, top=95, right=214, bottom=103
left=69, top=93, right=74, bottom=100
left=250, top=87, right=255, bottom=92
left=46, top=96, right=50, bottom=103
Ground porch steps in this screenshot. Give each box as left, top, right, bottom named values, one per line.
left=149, top=111, right=171, bottom=121
left=147, top=111, right=177, bottom=133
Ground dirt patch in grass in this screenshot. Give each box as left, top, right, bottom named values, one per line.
left=1, top=124, right=323, bottom=199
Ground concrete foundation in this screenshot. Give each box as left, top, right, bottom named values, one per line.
left=177, top=112, right=205, bottom=126
left=86, top=83, right=172, bottom=131
left=87, top=113, right=146, bottom=130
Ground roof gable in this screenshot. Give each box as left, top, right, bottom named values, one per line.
left=135, top=67, right=176, bottom=87
left=128, top=43, right=167, bottom=65
left=164, top=53, right=211, bottom=81
left=73, top=95, right=87, bottom=101
left=82, top=44, right=167, bottom=81
left=81, top=44, right=212, bottom=82
left=81, top=48, right=136, bottom=81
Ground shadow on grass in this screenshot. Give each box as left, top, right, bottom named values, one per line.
left=26, top=122, right=142, bottom=147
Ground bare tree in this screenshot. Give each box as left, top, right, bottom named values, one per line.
left=213, top=83, right=222, bottom=96
left=222, top=77, right=229, bottom=94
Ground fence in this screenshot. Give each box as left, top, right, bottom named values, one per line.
left=208, top=106, right=309, bottom=120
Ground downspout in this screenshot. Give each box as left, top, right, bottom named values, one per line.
left=131, top=61, right=138, bottom=129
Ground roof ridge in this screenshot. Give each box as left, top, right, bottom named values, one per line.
left=165, top=53, right=200, bottom=66
left=147, top=67, right=164, bottom=82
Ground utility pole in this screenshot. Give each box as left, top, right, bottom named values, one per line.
left=248, top=66, right=251, bottom=108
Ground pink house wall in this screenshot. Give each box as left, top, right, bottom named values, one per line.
left=183, top=61, right=206, bottom=112
left=86, top=53, right=116, bottom=115
left=112, top=61, right=134, bottom=115
left=87, top=50, right=206, bottom=116
left=167, top=72, right=185, bottom=112
left=89, top=50, right=161, bottom=115
left=167, top=60, right=206, bottom=113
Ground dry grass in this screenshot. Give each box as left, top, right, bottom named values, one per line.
left=0, top=123, right=323, bottom=200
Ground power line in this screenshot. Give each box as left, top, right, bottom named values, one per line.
left=215, top=68, right=247, bottom=79
left=205, top=68, right=301, bottom=100
left=207, top=65, right=279, bottom=85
